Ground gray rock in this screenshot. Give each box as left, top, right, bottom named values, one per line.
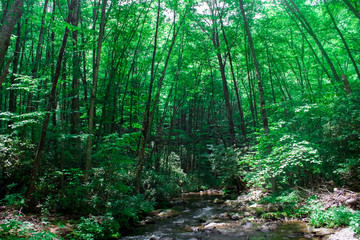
left=231, top=213, right=242, bottom=220
left=244, top=211, right=252, bottom=217
left=203, top=222, right=226, bottom=230
left=218, top=212, right=230, bottom=219
left=313, top=228, right=336, bottom=236
left=214, top=198, right=224, bottom=204
left=242, top=221, right=253, bottom=230
left=145, top=216, right=156, bottom=224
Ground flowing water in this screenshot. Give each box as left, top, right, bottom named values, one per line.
left=121, top=193, right=319, bottom=240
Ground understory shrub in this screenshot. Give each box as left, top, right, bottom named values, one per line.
left=0, top=219, right=57, bottom=240
left=310, top=206, right=353, bottom=227
left=70, top=214, right=120, bottom=240
left=350, top=211, right=360, bottom=234
left=243, top=124, right=321, bottom=190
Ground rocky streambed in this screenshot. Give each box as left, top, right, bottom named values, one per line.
left=121, top=190, right=358, bottom=240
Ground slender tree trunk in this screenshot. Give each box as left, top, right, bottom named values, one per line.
left=218, top=11, right=246, bottom=140
left=135, top=4, right=187, bottom=192
left=26, top=0, right=50, bottom=113
left=9, top=22, right=21, bottom=114
left=343, top=0, right=360, bottom=21
left=85, top=0, right=108, bottom=182
left=207, top=2, right=235, bottom=144
left=324, top=0, right=360, bottom=81
left=265, top=43, right=276, bottom=103
left=283, top=0, right=341, bottom=84
left=0, top=0, right=24, bottom=75
left=26, top=0, right=77, bottom=201
left=135, top=0, right=160, bottom=192
left=284, top=8, right=332, bottom=84
left=239, top=0, right=269, bottom=134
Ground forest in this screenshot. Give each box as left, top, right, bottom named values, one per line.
left=0, top=0, right=360, bottom=239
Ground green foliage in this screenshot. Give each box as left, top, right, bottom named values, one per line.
left=350, top=211, right=360, bottom=234
left=310, top=206, right=353, bottom=228
left=1, top=193, right=26, bottom=208
left=70, top=214, right=120, bottom=240
left=262, top=190, right=301, bottom=206
left=261, top=211, right=288, bottom=219
left=0, top=135, right=33, bottom=199
left=0, top=219, right=58, bottom=240
left=243, top=123, right=321, bottom=190
left=208, top=144, right=244, bottom=191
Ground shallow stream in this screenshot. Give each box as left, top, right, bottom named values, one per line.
left=121, top=193, right=319, bottom=240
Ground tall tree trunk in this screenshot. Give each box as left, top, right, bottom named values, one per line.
left=284, top=7, right=333, bottom=84
left=71, top=0, right=81, bottom=162
left=85, top=0, right=108, bottom=182
left=343, top=0, right=360, bottom=21
left=239, top=0, right=269, bottom=134
left=26, top=0, right=78, bottom=202
left=9, top=22, right=21, bottom=114
left=26, top=0, right=50, bottom=113
left=283, top=0, right=341, bottom=84
left=265, top=43, right=276, bottom=103
left=135, top=0, right=160, bottom=192
left=205, top=1, right=235, bottom=144
left=0, top=0, right=24, bottom=76
left=135, top=3, right=187, bottom=192
left=218, top=9, right=246, bottom=140
left=324, top=0, right=360, bottom=81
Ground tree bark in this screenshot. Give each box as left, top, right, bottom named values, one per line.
left=324, top=0, right=360, bottom=81
left=9, top=22, right=21, bottom=114
left=283, top=0, right=341, bottom=84
left=218, top=8, right=246, bottom=140
left=85, top=0, right=108, bottom=182
left=0, top=0, right=24, bottom=75
left=135, top=3, right=187, bottom=192
left=206, top=1, right=235, bottom=144
left=239, top=0, right=269, bottom=134
left=343, top=0, right=360, bottom=21
left=26, top=0, right=78, bottom=202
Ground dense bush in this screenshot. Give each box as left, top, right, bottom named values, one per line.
left=0, top=134, right=33, bottom=199
left=69, top=214, right=120, bottom=240
left=310, top=206, right=355, bottom=228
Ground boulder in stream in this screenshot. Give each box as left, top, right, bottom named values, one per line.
left=242, top=221, right=253, bottom=230
left=257, top=222, right=279, bottom=233
left=203, top=222, right=226, bottom=230
left=231, top=213, right=242, bottom=220
left=145, top=216, right=156, bottom=224
left=158, top=209, right=180, bottom=218
left=313, top=227, right=336, bottom=237
left=213, top=198, right=224, bottom=204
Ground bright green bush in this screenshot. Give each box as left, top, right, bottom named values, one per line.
left=70, top=214, right=120, bottom=240
left=350, top=211, right=360, bottom=235
left=310, top=206, right=353, bottom=228
left=0, top=219, right=58, bottom=240
left=243, top=123, right=321, bottom=190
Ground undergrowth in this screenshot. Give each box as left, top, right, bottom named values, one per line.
left=260, top=190, right=360, bottom=235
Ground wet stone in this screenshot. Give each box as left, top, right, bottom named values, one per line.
left=313, top=228, right=336, bottom=236
left=231, top=213, right=242, bottom=220
left=145, top=216, right=156, bottom=224
left=242, top=221, right=253, bottom=230
left=203, top=222, right=226, bottom=230
left=213, top=198, right=224, bottom=204
left=218, top=212, right=230, bottom=219
left=244, top=211, right=252, bottom=217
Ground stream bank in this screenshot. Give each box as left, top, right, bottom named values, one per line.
left=122, top=189, right=359, bottom=240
